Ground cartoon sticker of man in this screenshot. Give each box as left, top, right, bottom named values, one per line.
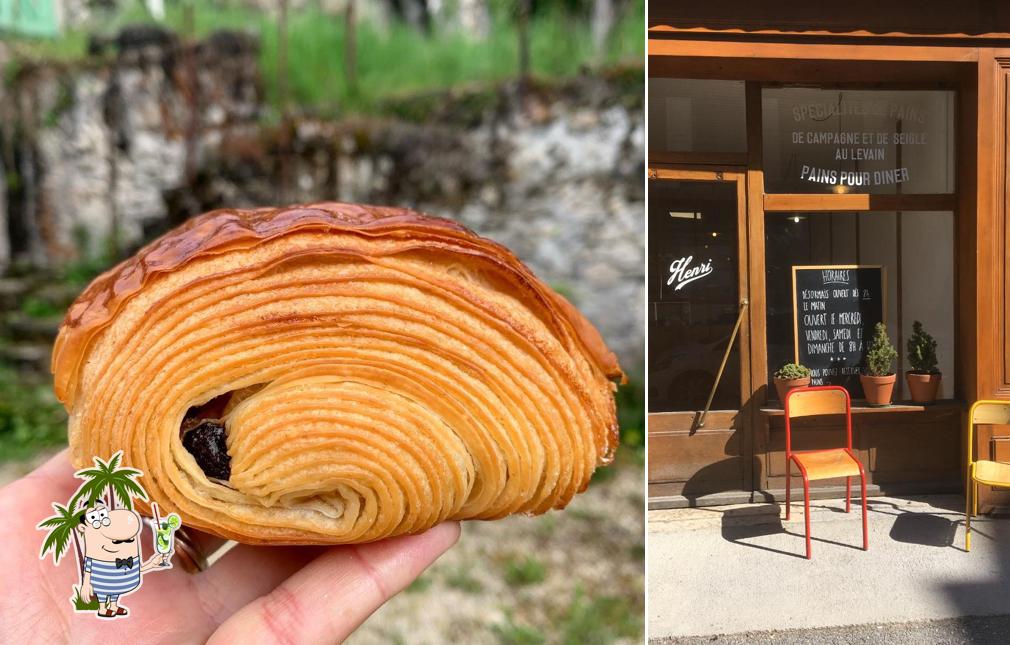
left=77, top=501, right=172, bottom=618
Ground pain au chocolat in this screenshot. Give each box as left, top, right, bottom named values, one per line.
left=52, top=202, right=623, bottom=544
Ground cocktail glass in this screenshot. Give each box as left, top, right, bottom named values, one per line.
left=154, top=513, right=181, bottom=566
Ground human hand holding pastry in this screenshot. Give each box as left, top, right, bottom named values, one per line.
left=4, top=450, right=459, bottom=642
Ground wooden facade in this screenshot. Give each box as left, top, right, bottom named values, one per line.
left=648, top=2, right=1010, bottom=512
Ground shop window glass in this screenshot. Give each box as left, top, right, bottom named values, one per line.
left=764, top=211, right=954, bottom=401
left=649, top=79, right=747, bottom=153
left=649, top=180, right=741, bottom=412
left=762, top=88, right=955, bottom=194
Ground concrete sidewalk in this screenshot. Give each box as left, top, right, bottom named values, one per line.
left=648, top=495, right=1010, bottom=641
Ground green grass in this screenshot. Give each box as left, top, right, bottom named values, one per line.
left=503, top=555, right=547, bottom=586
left=405, top=575, right=433, bottom=594
left=492, top=612, right=546, bottom=645
left=557, top=587, right=642, bottom=644
left=565, top=507, right=605, bottom=523
left=72, top=586, right=100, bottom=611
left=4, top=1, right=643, bottom=117
left=0, top=367, right=67, bottom=462
left=20, top=296, right=62, bottom=319
left=444, top=566, right=484, bottom=593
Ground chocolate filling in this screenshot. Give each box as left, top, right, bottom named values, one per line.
left=182, top=420, right=232, bottom=480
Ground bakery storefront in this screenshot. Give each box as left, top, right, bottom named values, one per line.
left=648, top=3, right=1010, bottom=512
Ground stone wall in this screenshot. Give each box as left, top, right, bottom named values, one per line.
left=0, top=31, right=644, bottom=370
left=1, top=27, right=261, bottom=267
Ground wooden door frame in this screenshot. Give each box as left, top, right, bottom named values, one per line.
left=647, top=166, right=756, bottom=504
left=647, top=167, right=752, bottom=409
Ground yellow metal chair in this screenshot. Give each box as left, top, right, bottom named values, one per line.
left=965, top=400, right=1010, bottom=551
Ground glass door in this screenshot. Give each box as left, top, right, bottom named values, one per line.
left=648, top=169, right=753, bottom=505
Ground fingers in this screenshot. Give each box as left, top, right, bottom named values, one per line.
left=4, top=449, right=80, bottom=510
left=194, top=543, right=330, bottom=621
left=207, top=522, right=461, bottom=645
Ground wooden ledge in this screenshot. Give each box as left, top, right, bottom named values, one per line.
left=759, top=399, right=963, bottom=416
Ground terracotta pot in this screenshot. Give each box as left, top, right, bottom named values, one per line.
left=906, top=371, right=942, bottom=403
left=774, top=376, right=810, bottom=404
left=860, top=374, right=896, bottom=406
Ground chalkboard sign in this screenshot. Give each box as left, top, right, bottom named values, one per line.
left=792, top=265, right=886, bottom=398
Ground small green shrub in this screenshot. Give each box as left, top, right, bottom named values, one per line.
left=907, top=320, right=939, bottom=374
left=444, top=566, right=483, bottom=593
left=616, top=375, right=644, bottom=454
left=558, top=588, right=643, bottom=644
left=503, top=556, right=546, bottom=586
left=865, top=322, right=898, bottom=377
left=774, top=362, right=810, bottom=380
left=0, top=367, right=67, bottom=461
left=20, top=296, right=62, bottom=319
left=405, top=575, right=432, bottom=593
left=492, top=613, right=546, bottom=645
left=72, top=587, right=99, bottom=611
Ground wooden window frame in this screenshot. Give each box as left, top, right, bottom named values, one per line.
left=756, top=82, right=960, bottom=403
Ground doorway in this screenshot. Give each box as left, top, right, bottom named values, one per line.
left=647, top=168, right=755, bottom=507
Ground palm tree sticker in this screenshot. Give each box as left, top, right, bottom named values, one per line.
left=72, top=452, right=147, bottom=511
left=37, top=451, right=180, bottom=619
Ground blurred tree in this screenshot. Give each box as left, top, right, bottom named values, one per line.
left=386, top=0, right=432, bottom=34
left=516, top=0, right=529, bottom=82
left=345, top=0, right=357, bottom=94
left=278, top=0, right=289, bottom=111
left=591, top=0, right=613, bottom=62
left=456, top=0, right=490, bottom=38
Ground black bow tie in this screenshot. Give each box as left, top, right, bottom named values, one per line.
left=115, top=556, right=134, bottom=569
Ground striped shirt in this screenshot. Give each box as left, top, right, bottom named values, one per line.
left=84, top=557, right=140, bottom=597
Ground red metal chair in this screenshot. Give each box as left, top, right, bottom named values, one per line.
left=784, top=385, right=869, bottom=559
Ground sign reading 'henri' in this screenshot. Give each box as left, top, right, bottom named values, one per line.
left=792, top=265, right=885, bottom=397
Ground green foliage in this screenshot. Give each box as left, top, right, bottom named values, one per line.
left=492, top=612, right=546, bottom=645
left=616, top=375, right=644, bottom=453
left=774, top=362, right=811, bottom=380
left=0, top=368, right=67, bottom=461
left=20, top=296, right=62, bottom=319
left=865, top=322, right=898, bottom=377
left=38, top=502, right=83, bottom=565
left=405, top=575, right=433, bottom=594
left=503, top=556, right=547, bottom=586
left=43, top=78, right=76, bottom=128
left=558, top=588, right=643, bottom=644
left=72, top=586, right=100, bottom=611
left=60, top=226, right=117, bottom=288
left=444, top=566, right=484, bottom=593
left=5, top=1, right=643, bottom=117
left=906, top=320, right=939, bottom=374
left=71, top=451, right=147, bottom=510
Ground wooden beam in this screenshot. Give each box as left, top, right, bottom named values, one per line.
left=649, top=151, right=748, bottom=166
left=648, top=25, right=1010, bottom=42
left=647, top=1, right=1010, bottom=39
left=649, top=56, right=966, bottom=84
left=649, top=38, right=979, bottom=63
left=763, top=193, right=958, bottom=212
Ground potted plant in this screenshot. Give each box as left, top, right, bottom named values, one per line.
left=861, top=322, right=898, bottom=406
left=773, top=362, right=811, bottom=403
left=906, top=320, right=941, bottom=403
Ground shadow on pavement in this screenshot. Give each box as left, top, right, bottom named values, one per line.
left=869, top=499, right=963, bottom=549
left=889, top=512, right=959, bottom=547
left=718, top=506, right=866, bottom=559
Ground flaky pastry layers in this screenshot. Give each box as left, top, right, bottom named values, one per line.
left=52, top=202, right=623, bottom=544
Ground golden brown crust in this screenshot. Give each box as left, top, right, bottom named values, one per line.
left=52, top=202, right=623, bottom=407
left=54, top=201, right=623, bottom=544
